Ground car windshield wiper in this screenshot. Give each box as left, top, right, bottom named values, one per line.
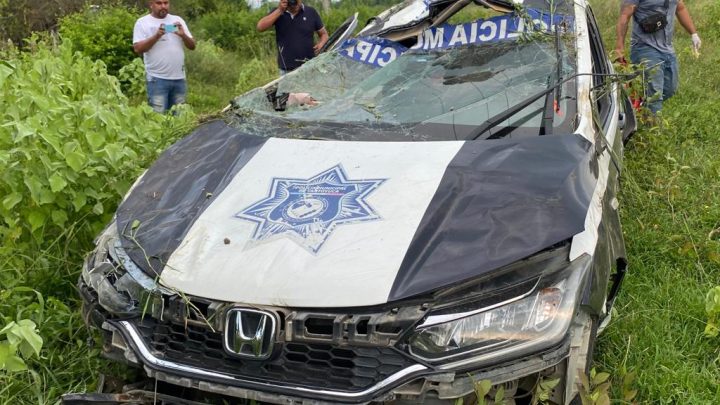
left=465, top=73, right=578, bottom=141
left=466, top=68, right=643, bottom=141
left=540, top=27, right=564, bottom=136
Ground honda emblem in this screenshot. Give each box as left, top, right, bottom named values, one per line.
left=224, top=308, right=276, bottom=359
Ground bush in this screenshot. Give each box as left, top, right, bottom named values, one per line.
left=0, top=40, right=196, bottom=249
left=191, top=2, right=389, bottom=54
left=319, top=3, right=389, bottom=33
left=193, top=8, right=276, bottom=54
left=59, top=5, right=141, bottom=76
left=170, top=0, right=223, bottom=20
left=235, top=57, right=279, bottom=94
left=182, top=40, right=248, bottom=112
left=0, top=0, right=86, bottom=45
left=186, top=39, right=243, bottom=85
left=118, top=56, right=145, bottom=100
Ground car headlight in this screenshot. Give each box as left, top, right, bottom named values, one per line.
left=81, top=223, right=162, bottom=317
left=408, top=254, right=591, bottom=364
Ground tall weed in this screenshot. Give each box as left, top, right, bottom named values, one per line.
left=0, top=38, right=195, bottom=403
left=0, top=39, right=195, bottom=252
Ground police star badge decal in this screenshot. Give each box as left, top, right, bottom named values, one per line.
left=235, top=164, right=386, bottom=254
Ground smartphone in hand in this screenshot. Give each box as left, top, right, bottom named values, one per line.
left=164, top=23, right=177, bottom=33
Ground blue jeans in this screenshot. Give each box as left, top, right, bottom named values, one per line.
left=146, top=76, right=187, bottom=113
left=630, top=44, right=679, bottom=114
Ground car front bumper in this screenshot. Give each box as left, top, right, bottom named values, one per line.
left=76, top=263, right=596, bottom=405
left=87, top=316, right=590, bottom=405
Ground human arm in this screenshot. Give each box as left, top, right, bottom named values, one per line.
left=133, top=24, right=165, bottom=54
left=676, top=0, right=697, bottom=35
left=174, top=22, right=196, bottom=50
left=313, top=27, right=329, bottom=55
left=613, top=2, right=636, bottom=60
left=257, top=0, right=287, bottom=32
left=676, top=0, right=700, bottom=53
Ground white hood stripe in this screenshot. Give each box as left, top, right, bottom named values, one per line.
left=160, top=138, right=464, bottom=307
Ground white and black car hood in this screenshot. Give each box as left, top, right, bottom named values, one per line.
left=115, top=120, right=597, bottom=307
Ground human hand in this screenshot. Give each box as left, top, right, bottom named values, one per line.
left=313, top=42, right=325, bottom=55
left=155, top=24, right=166, bottom=38
left=611, top=48, right=626, bottom=64
left=172, top=22, right=187, bottom=37
left=278, top=0, right=288, bottom=12
left=691, top=33, right=701, bottom=57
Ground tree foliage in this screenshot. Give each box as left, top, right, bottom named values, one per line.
left=59, top=5, right=142, bottom=76
left=0, top=0, right=143, bottom=46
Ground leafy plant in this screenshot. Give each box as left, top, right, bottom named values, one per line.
left=0, top=37, right=194, bottom=402
left=704, top=286, right=720, bottom=338
left=0, top=320, right=43, bottom=372
left=235, top=57, right=279, bottom=94
left=191, top=2, right=388, bottom=54
left=193, top=8, right=274, bottom=54
left=0, top=287, right=45, bottom=373
left=59, top=5, right=141, bottom=76
left=473, top=379, right=491, bottom=405
left=577, top=368, right=611, bottom=405
left=532, top=377, right=560, bottom=405
left=0, top=0, right=85, bottom=45
left=117, top=57, right=145, bottom=100
left=620, top=369, right=638, bottom=404
left=186, top=40, right=246, bottom=94
left=472, top=379, right=505, bottom=405
left=0, top=39, right=195, bottom=249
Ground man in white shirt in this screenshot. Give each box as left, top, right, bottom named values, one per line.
left=133, top=0, right=196, bottom=113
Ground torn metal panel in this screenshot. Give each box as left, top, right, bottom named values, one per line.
left=358, top=0, right=574, bottom=40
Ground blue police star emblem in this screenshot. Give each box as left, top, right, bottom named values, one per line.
left=236, top=164, right=386, bottom=253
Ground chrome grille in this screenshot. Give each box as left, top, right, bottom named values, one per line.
left=135, top=318, right=416, bottom=391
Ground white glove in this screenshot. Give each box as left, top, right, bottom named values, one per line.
left=691, top=33, right=701, bottom=55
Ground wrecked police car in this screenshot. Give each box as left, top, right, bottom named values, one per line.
left=73, top=0, right=635, bottom=403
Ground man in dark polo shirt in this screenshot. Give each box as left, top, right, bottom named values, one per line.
left=257, top=0, right=329, bottom=74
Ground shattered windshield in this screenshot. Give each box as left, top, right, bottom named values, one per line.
left=228, top=6, right=577, bottom=141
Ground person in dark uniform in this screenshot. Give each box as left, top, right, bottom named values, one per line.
left=256, top=0, right=329, bottom=74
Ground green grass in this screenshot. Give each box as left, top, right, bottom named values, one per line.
left=0, top=238, right=121, bottom=404
left=590, top=0, right=720, bottom=402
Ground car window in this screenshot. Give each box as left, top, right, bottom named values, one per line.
left=230, top=6, right=578, bottom=141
